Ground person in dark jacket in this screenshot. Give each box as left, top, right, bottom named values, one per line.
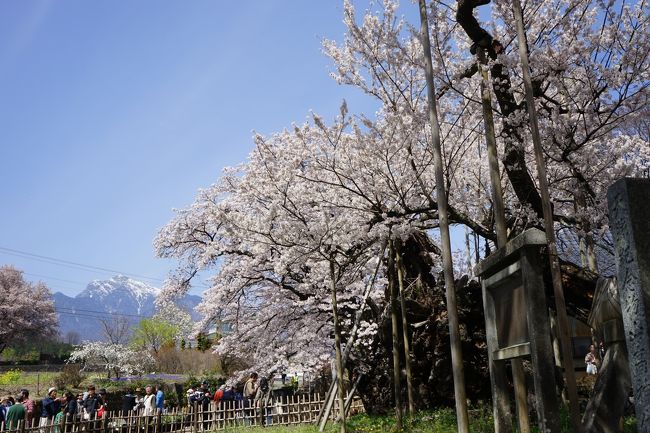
left=82, top=386, right=103, bottom=419
left=198, top=382, right=212, bottom=430
left=0, top=395, right=10, bottom=427
left=40, top=387, right=61, bottom=431
left=60, top=391, right=77, bottom=430
left=122, top=390, right=136, bottom=414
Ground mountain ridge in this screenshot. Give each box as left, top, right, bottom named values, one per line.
left=54, top=275, right=200, bottom=342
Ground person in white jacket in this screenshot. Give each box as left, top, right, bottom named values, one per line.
left=143, top=386, right=156, bottom=417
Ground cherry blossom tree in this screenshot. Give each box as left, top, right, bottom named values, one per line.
left=155, top=0, right=649, bottom=409
left=324, top=0, right=650, bottom=261
left=68, top=341, right=154, bottom=379
left=0, top=265, right=58, bottom=354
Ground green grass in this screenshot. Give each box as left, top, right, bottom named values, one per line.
left=0, top=370, right=59, bottom=389
left=209, top=407, right=636, bottom=433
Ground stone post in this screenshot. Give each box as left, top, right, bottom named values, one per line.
left=607, top=178, right=650, bottom=432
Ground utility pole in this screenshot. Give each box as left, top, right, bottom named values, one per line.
left=511, top=1, right=582, bottom=431
left=418, top=1, right=469, bottom=432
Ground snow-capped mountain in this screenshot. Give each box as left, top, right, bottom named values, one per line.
left=54, top=275, right=201, bottom=342
left=79, top=275, right=160, bottom=315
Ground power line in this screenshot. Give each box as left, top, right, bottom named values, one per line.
left=56, top=311, right=134, bottom=321
left=55, top=307, right=151, bottom=319
left=23, top=272, right=90, bottom=287
left=0, top=246, right=164, bottom=283
left=0, top=246, right=211, bottom=289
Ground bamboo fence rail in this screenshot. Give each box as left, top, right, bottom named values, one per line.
left=1, top=394, right=365, bottom=433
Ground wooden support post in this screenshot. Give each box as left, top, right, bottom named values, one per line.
left=319, top=383, right=337, bottom=432
left=510, top=1, right=582, bottom=431
left=344, top=374, right=362, bottom=415
left=418, top=2, right=469, bottom=432
left=316, top=381, right=335, bottom=426
left=481, top=275, right=514, bottom=433
left=316, top=245, right=385, bottom=428
left=193, top=403, right=198, bottom=433
left=478, top=50, right=531, bottom=433
left=511, top=360, right=530, bottom=433
left=389, top=242, right=403, bottom=429
left=396, top=243, right=415, bottom=415
left=520, top=246, right=562, bottom=433
left=330, top=258, right=347, bottom=433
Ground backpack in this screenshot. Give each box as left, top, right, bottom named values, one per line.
left=259, top=378, right=269, bottom=393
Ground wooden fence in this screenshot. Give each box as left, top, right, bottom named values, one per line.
left=1, top=394, right=365, bottom=433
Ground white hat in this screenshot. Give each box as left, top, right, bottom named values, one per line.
left=48, top=387, right=57, bottom=395
left=186, top=388, right=194, bottom=394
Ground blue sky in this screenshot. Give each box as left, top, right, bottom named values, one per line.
left=0, top=1, right=385, bottom=296
left=0, top=1, right=470, bottom=297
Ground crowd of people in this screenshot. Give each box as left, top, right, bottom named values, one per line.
left=120, top=385, right=164, bottom=416
left=185, top=373, right=273, bottom=427
left=0, top=384, right=165, bottom=432
left=185, top=373, right=272, bottom=409
left=0, top=372, right=287, bottom=431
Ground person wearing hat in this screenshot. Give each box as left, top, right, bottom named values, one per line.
left=133, top=388, right=144, bottom=414
left=75, top=393, right=84, bottom=417
left=185, top=388, right=195, bottom=406
left=197, top=382, right=212, bottom=431
left=40, top=387, right=61, bottom=431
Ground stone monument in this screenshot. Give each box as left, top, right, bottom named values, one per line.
left=608, top=178, right=650, bottom=432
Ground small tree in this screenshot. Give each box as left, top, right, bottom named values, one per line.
left=130, top=318, right=177, bottom=354
left=0, top=266, right=57, bottom=354
left=196, top=332, right=213, bottom=352
left=100, top=317, right=131, bottom=345
left=64, top=331, right=81, bottom=345
left=68, top=341, right=153, bottom=378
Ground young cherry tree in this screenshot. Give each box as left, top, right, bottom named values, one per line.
left=68, top=342, right=154, bottom=379
left=0, top=266, right=58, bottom=354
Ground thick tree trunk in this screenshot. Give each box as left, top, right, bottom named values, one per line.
left=456, top=0, right=544, bottom=220
left=355, top=232, right=491, bottom=413
left=352, top=231, right=597, bottom=414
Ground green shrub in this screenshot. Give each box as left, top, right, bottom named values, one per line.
left=55, top=364, right=85, bottom=389
left=0, top=369, right=22, bottom=385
